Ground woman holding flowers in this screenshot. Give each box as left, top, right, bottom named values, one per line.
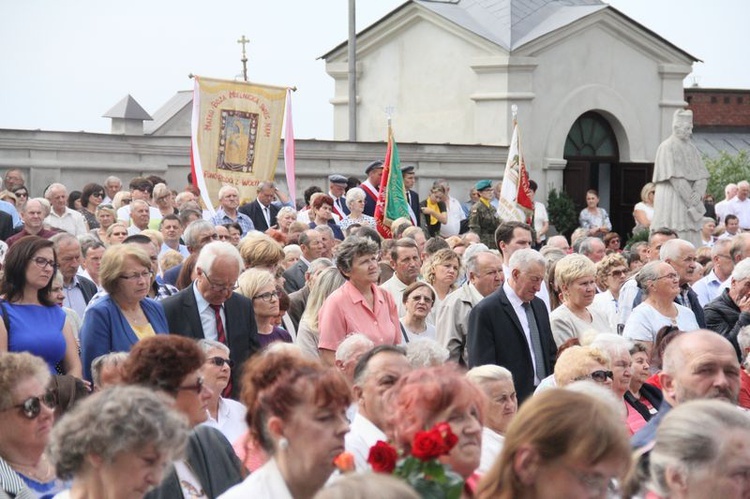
left=374, top=364, right=485, bottom=497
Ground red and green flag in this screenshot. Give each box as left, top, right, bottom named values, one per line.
left=374, top=124, right=411, bottom=238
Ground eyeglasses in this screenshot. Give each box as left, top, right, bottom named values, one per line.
left=119, top=270, right=154, bottom=281
left=92, top=192, right=104, bottom=198
left=218, top=235, right=231, bottom=241
left=656, top=273, right=679, bottom=281
left=15, top=192, right=28, bottom=198
left=203, top=273, right=238, bottom=293
left=175, top=376, right=205, bottom=394
left=207, top=356, right=235, bottom=369
left=199, top=233, right=220, bottom=245
left=562, top=463, right=617, bottom=495
left=122, top=198, right=132, bottom=205
left=5, top=391, right=57, bottom=419
left=134, top=186, right=152, bottom=193
left=31, top=256, right=57, bottom=270
left=575, top=370, right=613, bottom=383
left=609, top=269, right=627, bottom=278
left=253, top=290, right=279, bottom=302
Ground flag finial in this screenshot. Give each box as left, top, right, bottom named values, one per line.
left=511, top=104, right=518, bottom=119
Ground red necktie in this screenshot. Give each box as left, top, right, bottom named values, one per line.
left=209, top=304, right=232, bottom=397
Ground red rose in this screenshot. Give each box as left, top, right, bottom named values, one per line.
left=368, top=440, right=398, bottom=473
left=411, top=428, right=448, bottom=461
left=434, top=422, right=459, bottom=452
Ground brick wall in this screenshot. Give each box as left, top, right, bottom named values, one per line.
left=686, top=88, right=750, bottom=128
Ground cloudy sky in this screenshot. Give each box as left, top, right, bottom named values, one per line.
left=1, top=0, right=747, bottom=139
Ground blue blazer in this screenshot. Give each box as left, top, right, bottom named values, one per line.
left=80, top=296, right=169, bottom=381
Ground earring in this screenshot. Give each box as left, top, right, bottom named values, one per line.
left=279, top=437, right=289, bottom=451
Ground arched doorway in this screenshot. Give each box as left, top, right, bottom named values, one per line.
left=563, top=111, right=652, bottom=240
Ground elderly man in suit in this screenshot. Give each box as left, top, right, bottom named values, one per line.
left=282, top=229, right=325, bottom=293
left=328, top=174, right=350, bottom=220
left=467, top=248, right=556, bottom=403
left=238, top=181, right=280, bottom=232
left=161, top=241, right=259, bottom=398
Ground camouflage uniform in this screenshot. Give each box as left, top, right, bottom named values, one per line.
left=469, top=200, right=500, bottom=249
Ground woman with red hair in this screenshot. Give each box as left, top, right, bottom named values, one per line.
left=385, top=364, right=486, bottom=497
left=309, top=194, right=345, bottom=241
left=220, top=348, right=352, bottom=498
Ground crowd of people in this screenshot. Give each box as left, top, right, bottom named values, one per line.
left=1, top=164, right=749, bottom=499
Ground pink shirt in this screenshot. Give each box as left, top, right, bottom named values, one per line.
left=318, top=281, right=401, bottom=351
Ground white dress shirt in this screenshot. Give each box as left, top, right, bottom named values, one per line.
left=202, top=398, right=248, bottom=444
left=218, top=459, right=293, bottom=499
left=345, top=412, right=387, bottom=472
left=503, top=280, right=541, bottom=384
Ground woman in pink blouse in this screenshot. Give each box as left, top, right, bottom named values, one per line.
left=317, top=236, right=401, bottom=365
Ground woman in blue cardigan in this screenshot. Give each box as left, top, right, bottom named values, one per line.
left=80, top=244, right=169, bottom=381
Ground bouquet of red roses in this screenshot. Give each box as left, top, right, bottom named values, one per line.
left=367, top=421, right=464, bottom=499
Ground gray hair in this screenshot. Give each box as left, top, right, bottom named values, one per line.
left=79, top=236, right=106, bottom=258
left=196, top=241, right=243, bottom=275
left=711, top=237, right=732, bottom=258
left=578, top=237, right=604, bottom=257
left=48, top=386, right=189, bottom=480
left=660, top=239, right=694, bottom=262
left=738, top=325, right=750, bottom=366
left=277, top=205, right=296, bottom=220
left=335, top=236, right=379, bottom=276
left=104, top=175, right=121, bottom=187
left=50, top=231, right=79, bottom=250
left=588, top=333, right=633, bottom=361
left=152, top=183, right=170, bottom=200
left=183, top=219, right=215, bottom=249
left=648, top=399, right=750, bottom=497
left=466, top=364, right=514, bottom=386
left=314, top=224, right=334, bottom=239
left=635, top=261, right=664, bottom=296
left=405, top=339, right=449, bottom=368
left=283, top=244, right=301, bottom=257
left=345, top=187, right=366, bottom=210
left=44, top=182, right=66, bottom=199
left=90, top=352, right=129, bottom=389
left=217, top=185, right=239, bottom=200
left=257, top=180, right=276, bottom=191
left=305, top=257, right=335, bottom=277
left=731, top=257, right=750, bottom=281
left=335, top=333, right=375, bottom=363
left=463, top=248, right=493, bottom=275
left=508, top=248, right=545, bottom=273
left=197, top=338, right=230, bottom=356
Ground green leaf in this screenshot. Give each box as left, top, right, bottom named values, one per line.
left=705, top=151, right=750, bottom=205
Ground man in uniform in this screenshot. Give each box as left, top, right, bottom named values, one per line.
left=468, top=179, right=500, bottom=249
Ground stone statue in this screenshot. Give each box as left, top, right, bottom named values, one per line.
left=650, top=110, right=708, bottom=246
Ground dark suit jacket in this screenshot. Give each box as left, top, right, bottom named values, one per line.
left=239, top=199, right=279, bottom=232
left=0, top=211, right=13, bottom=242
left=77, top=275, right=98, bottom=304
left=287, top=285, right=310, bottom=332
left=283, top=259, right=308, bottom=294
left=162, top=262, right=182, bottom=287
left=145, top=425, right=244, bottom=499
left=467, top=287, right=556, bottom=403
left=407, top=189, right=421, bottom=227
left=161, top=285, right=259, bottom=397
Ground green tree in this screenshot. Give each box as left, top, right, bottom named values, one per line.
left=547, top=187, right=577, bottom=237
left=705, top=150, right=750, bottom=201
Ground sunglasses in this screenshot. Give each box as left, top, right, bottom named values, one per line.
left=207, top=356, right=234, bottom=369
left=9, top=392, right=57, bottom=419
left=589, top=370, right=614, bottom=383
left=175, top=376, right=205, bottom=394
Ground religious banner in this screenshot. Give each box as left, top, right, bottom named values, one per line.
left=374, top=122, right=411, bottom=238
left=191, top=76, right=288, bottom=213
left=497, top=107, right=534, bottom=224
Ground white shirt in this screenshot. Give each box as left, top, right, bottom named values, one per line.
left=691, top=269, right=724, bottom=307
left=591, top=289, right=619, bottom=335
left=380, top=275, right=409, bottom=318
left=116, top=205, right=162, bottom=225
left=715, top=198, right=733, bottom=224
left=439, top=196, right=466, bottom=238
left=192, top=282, right=224, bottom=342
left=729, top=197, right=750, bottom=229
left=478, top=426, right=505, bottom=475
left=219, top=459, right=292, bottom=499
left=503, top=280, right=541, bottom=384
left=202, top=398, right=248, bottom=444
left=623, top=302, right=700, bottom=343
left=533, top=201, right=549, bottom=241
left=45, top=207, right=88, bottom=236
left=345, top=412, right=387, bottom=472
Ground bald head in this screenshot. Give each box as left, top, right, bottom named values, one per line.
left=661, top=330, right=741, bottom=406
